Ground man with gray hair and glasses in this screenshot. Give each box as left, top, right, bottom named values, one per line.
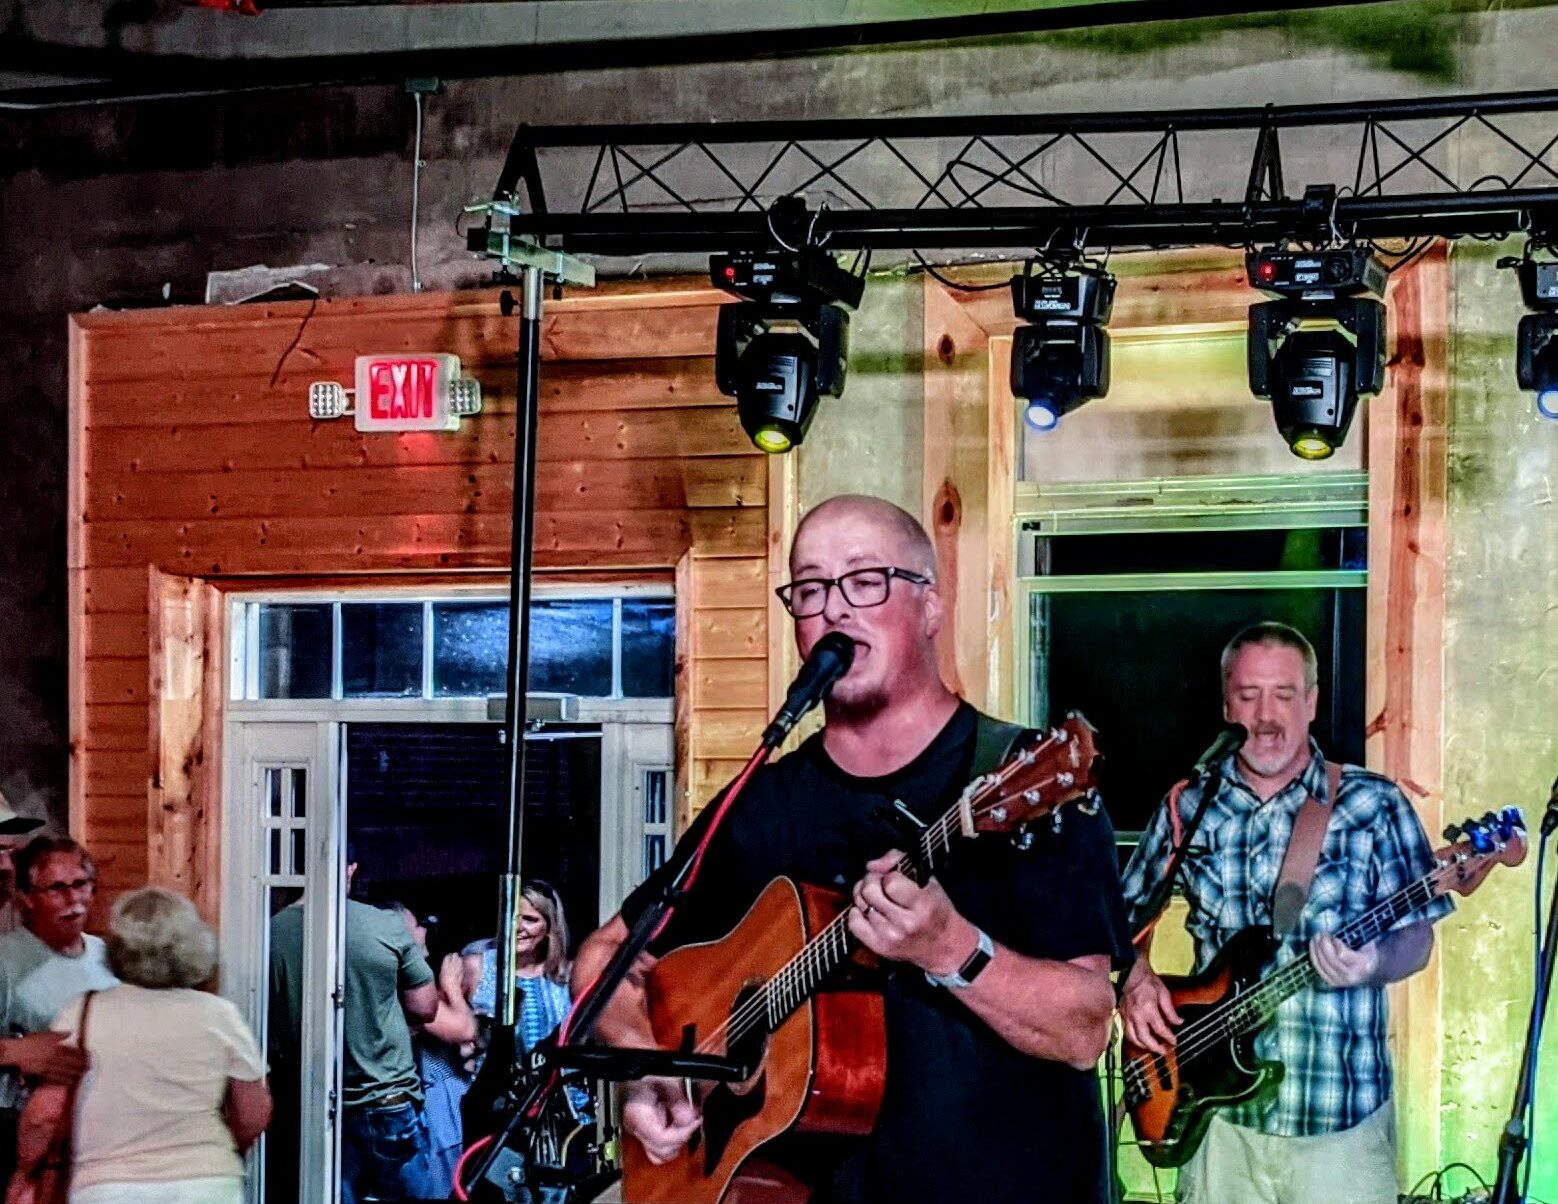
left=0, top=836, right=115, bottom=1183
left=1119, top=621, right=1446, bottom=1204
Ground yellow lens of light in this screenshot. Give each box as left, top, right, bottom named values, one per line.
left=753, top=426, right=793, bottom=454
left=1290, top=433, right=1335, bottom=460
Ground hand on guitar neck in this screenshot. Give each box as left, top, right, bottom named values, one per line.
left=848, top=849, right=981, bottom=977
left=1121, top=924, right=1433, bottom=1054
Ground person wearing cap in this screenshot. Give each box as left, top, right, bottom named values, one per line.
left=0, top=836, right=116, bottom=1183
left=0, top=790, right=46, bottom=938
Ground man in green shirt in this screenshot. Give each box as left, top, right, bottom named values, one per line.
left=269, top=857, right=438, bottom=1204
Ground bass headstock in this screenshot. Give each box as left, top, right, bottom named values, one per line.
left=1430, top=807, right=1527, bottom=899
left=964, top=713, right=1101, bottom=844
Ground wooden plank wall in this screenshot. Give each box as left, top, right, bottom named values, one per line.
left=69, top=285, right=772, bottom=913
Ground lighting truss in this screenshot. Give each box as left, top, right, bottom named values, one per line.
left=471, top=88, right=1558, bottom=255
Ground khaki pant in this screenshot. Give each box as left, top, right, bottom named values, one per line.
left=1176, top=1104, right=1397, bottom=1204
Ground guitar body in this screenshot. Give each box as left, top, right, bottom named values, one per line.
left=622, top=877, right=886, bottom=1204
left=1124, top=926, right=1285, bottom=1168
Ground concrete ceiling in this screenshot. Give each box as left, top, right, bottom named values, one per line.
left=0, top=0, right=1396, bottom=108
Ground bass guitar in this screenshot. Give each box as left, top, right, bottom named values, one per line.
left=1122, top=807, right=1526, bottom=1168
left=621, top=716, right=1101, bottom=1204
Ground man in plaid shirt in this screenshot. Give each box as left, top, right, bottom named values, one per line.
left=1119, top=621, right=1449, bottom=1204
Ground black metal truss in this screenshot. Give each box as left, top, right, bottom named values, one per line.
left=474, top=88, right=1558, bottom=255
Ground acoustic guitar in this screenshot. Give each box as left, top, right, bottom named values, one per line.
left=1122, top=807, right=1526, bottom=1168
left=621, top=716, right=1102, bottom=1204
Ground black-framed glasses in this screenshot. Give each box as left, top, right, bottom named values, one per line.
left=776, top=566, right=932, bottom=618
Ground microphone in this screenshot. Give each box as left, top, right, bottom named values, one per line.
left=1193, top=723, right=1248, bottom=780
left=762, top=632, right=857, bottom=748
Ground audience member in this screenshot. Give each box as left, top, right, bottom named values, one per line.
left=269, top=858, right=437, bottom=1204
left=0, top=839, right=112, bottom=1183
left=386, top=903, right=478, bottom=1200
left=0, top=793, right=44, bottom=937
left=9, top=887, right=270, bottom=1204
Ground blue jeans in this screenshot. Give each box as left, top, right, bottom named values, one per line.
left=342, top=1100, right=430, bottom=1204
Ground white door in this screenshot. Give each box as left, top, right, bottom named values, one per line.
left=223, top=721, right=345, bottom=1204
left=598, top=721, right=676, bottom=917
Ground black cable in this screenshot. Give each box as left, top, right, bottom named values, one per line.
left=1525, top=834, right=1550, bottom=1202
left=269, top=291, right=319, bottom=388
left=911, top=251, right=1009, bottom=291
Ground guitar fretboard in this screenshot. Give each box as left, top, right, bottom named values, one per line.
left=747, top=805, right=963, bottom=1040
left=1215, top=876, right=1441, bottom=1036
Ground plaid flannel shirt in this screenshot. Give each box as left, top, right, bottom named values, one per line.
left=1120, top=740, right=1451, bottom=1136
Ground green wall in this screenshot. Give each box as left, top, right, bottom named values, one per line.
left=1441, top=240, right=1558, bottom=1198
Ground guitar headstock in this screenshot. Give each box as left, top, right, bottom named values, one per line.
left=1429, top=808, right=1527, bottom=899
left=965, top=714, right=1101, bottom=843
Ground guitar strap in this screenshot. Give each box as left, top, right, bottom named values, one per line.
left=971, top=713, right=1030, bottom=779
left=1271, top=760, right=1344, bottom=938
left=1135, top=759, right=1344, bottom=945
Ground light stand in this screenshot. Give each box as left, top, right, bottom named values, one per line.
left=460, top=207, right=598, bottom=1196
left=1490, top=780, right=1558, bottom=1204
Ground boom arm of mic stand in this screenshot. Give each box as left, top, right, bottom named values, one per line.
left=462, top=748, right=770, bottom=1198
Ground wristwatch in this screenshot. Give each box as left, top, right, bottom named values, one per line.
left=925, top=927, right=995, bottom=990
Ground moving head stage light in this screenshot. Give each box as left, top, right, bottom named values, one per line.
left=711, top=248, right=865, bottom=454
left=1247, top=248, right=1388, bottom=461
left=1512, top=248, right=1558, bottom=420
left=1009, top=261, right=1117, bottom=432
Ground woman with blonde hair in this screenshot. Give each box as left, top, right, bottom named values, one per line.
left=9, top=887, right=271, bottom=1204
left=465, top=880, right=573, bottom=1054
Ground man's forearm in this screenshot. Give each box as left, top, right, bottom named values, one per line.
left=572, top=922, right=660, bottom=1048
left=946, top=940, right=1115, bottom=1069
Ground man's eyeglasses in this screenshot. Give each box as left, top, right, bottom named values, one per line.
left=31, top=878, right=94, bottom=899
left=776, top=566, right=932, bottom=619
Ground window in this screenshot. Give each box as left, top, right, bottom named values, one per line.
left=1017, top=476, right=1367, bottom=836
left=234, top=594, right=676, bottom=702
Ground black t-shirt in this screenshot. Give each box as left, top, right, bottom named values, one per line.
left=620, top=703, right=1133, bottom=1204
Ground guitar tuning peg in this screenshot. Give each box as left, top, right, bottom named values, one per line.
left=1480, top=811, right=1500, bottom=828
left=1079, top=790, right=1101, bottom=817
left=1443, top=823, right=1463, bottom=842
left=1013, top=828, right=1036, bottom=852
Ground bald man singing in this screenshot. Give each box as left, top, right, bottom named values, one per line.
left=574, top=494, right=1132, bottom=1203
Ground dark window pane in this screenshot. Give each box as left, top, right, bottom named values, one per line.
left=432, top=603, right=509, bottom=699
left=266, top=769, right=283, bottom=819
left=529, top=600, right=614, bottom=696
left=290, top=768, right=307, bottom=819
left=620, top=600, right=675, bottom=698
left=1030, top=526, right=1367, bottom=577
left=342, top=603, right=424, bottom=698
left=644, top=770, right=667, bottom=826
left=257, top=604, right=333, bottom=699
left=1030, top=585, right=1365, bottom=843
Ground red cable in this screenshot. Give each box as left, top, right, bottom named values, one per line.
left=451, top=1134, right=494, bottom=1201
left=558, top=742, right=770, bottom=1046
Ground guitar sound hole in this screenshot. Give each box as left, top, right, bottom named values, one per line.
left=725, top=983, right=770, bottom=1082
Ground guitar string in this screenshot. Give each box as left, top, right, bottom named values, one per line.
left=690, top=747, right=1070, bottom=1056
left=1122, top=877, right=1435, bottom=1099
left=1120, top=874, right=1442, bottom=1102
left=695, top=803, right=962, bottom=1054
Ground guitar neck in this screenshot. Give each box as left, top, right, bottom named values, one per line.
left=754, top=802, right=966, bottom=1033
left=1243, top=873, right=1441, bottom=1025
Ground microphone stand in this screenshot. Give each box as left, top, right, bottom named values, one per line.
left=1490, top=782, right=1558, bottom=1204
left=460, top=670, right=838, bottom=1202
left=1128, top=725, right=1245, bottom=945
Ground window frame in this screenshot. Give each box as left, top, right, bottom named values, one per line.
left=230, top=584, right=675, bottom=706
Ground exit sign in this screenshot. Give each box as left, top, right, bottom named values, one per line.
left=353, top=353, right=464, bottom=432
